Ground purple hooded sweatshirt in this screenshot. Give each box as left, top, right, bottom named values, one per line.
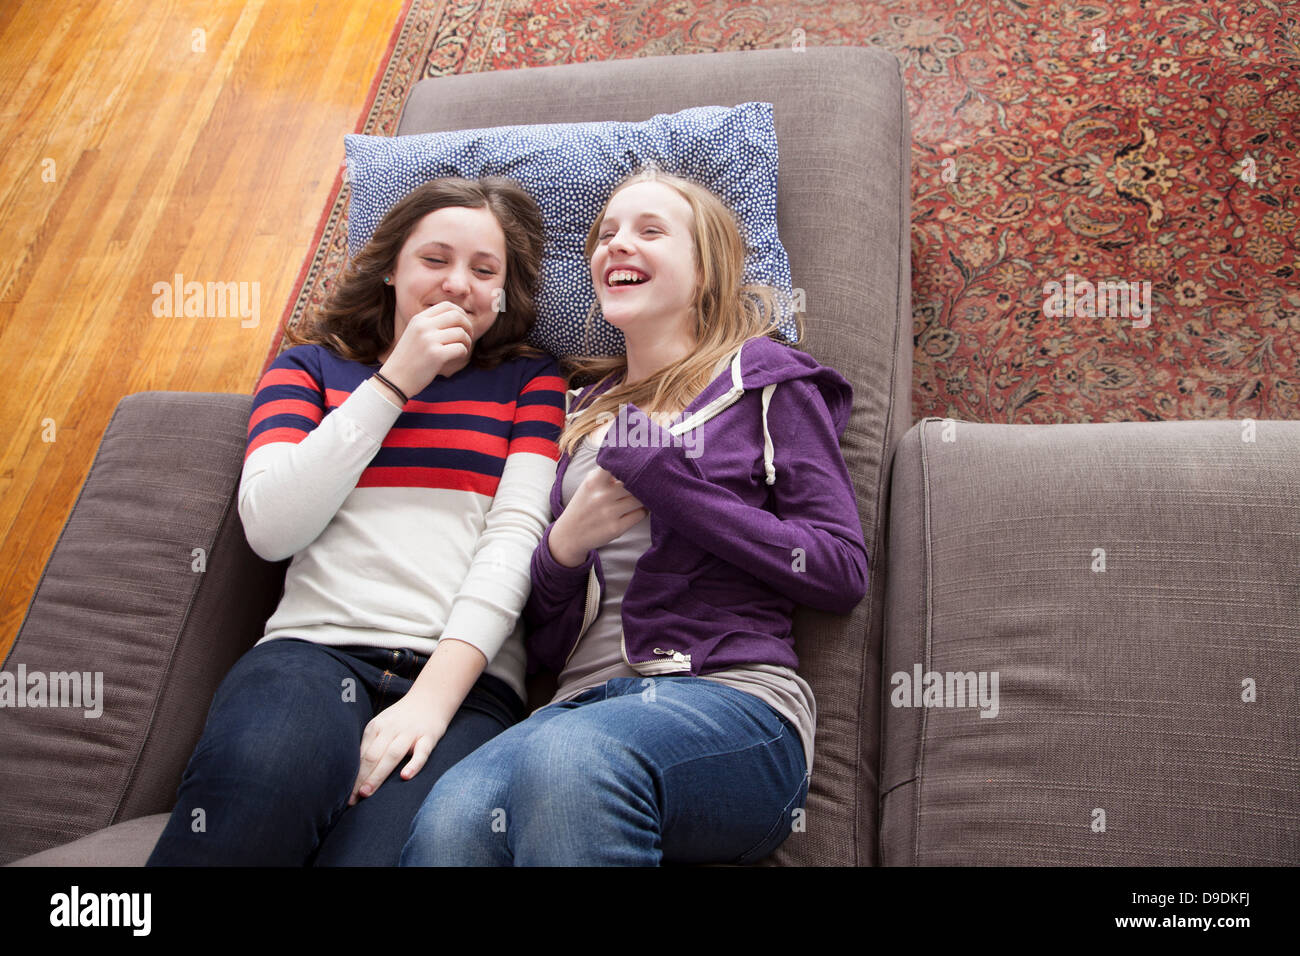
left=524, top=334, right=869, bottom=678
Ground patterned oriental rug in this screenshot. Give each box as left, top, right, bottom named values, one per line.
left=268, top=0, right=1300, bottom=424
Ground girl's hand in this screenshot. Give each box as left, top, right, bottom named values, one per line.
left=547, top=466, right=647, bottom=567
left=348, top=688, right=447, bottom=805
left=378, top=302, right=476, bottom=398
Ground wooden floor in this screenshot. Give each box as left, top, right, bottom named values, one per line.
left=0, top=0, right=406, bottom=658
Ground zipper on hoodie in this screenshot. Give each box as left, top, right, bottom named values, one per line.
left=563, top=564, right=602, bottom=670
left=620, top=630, right=692, bottom=675
left=654, top=647, right=692, bottom=665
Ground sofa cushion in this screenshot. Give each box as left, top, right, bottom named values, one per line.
left=346, top=101, right=796, bottom=357
left=397, top=46, right=913, bottom=866
left=0, top=394, right=287, bottom=865
left=881, top=417, right=1300, bottom=865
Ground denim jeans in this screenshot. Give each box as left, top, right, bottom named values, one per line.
left=399, top=676, right=809, bottom=866
left=146, top=637, right=524, bottom=866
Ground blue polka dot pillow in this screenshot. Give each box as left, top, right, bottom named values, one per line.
left=344, top=102, right=795, bottom=358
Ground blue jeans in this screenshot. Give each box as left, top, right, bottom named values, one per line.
left=146, top=638, right=524, bottom=866
left=399, top=676, right=809, bottom=866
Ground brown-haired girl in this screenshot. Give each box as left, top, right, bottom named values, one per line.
left=148, top=176, right=566, bottom=866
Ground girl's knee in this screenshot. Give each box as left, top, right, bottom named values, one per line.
left=400, top=765, right=507, bottom=865
left=518, top=718, right=620, bottom=777
left=513, top=724, right=654, bottom=823
left=185, top=713, right=357, bottom=809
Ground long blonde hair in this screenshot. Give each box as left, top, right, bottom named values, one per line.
left=560, top=167, right=801, bottom=456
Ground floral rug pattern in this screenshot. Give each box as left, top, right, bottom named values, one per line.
left=273, top=0, right=1300, bottom=423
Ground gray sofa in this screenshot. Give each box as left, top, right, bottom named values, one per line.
left=2, top=47, right=1295, bottom=867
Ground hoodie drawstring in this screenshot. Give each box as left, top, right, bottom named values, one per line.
left=761, top=383, right=777, bottom=485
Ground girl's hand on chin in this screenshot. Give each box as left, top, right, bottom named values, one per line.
left=379, top=302, right=475, bottom=398
left=548, top=466, right=647, bottom=567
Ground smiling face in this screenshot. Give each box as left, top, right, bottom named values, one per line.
left=385, top=205, right=508, bottom=358
left=590, top=179, right=699, bottom=343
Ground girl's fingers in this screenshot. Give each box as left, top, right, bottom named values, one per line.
left=613, top=492, right=645, bottom=512
left=348, top=724, right=380, bottom=804
left=607, top=507, right=647, bottom=539
left=352, top=733, right=411, bottom=802
left=435, top=311, right=473, bottom=336
left=358, top=742, right=406, bottom=801
left=348, top=762, right=371, bottom=806
left=613, top=496, right=644, bottom=520
left=401, top=738, right=435, bottom=781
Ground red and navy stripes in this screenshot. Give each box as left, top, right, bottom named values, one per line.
left=248, top=345, right=564, bottom=496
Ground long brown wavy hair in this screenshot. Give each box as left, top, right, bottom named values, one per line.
left=285, top=176, right=546, bottom=368
left=559, top=167, right=802, bottom=456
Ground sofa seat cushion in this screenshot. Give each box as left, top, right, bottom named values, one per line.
left=6, top=814, right=169, bottom=867
left=0, top=394, right=287, bottom=865
left=397, top=47, right=913, bottom=866
left=882, top=418, right=1300, bottom=865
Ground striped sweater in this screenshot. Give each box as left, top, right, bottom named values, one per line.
left=240, top=343, right=565, bottom=701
